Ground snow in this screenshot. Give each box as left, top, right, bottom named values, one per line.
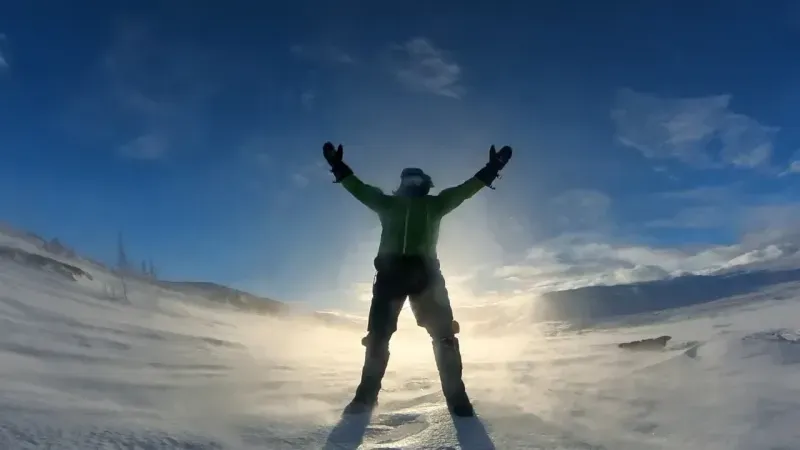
left=2, top=232, right=800, bottom=448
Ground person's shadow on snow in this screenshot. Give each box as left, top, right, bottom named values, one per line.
left=322, top=412, right=372, bottom=450
left=452, top=414, right=496, bottom=450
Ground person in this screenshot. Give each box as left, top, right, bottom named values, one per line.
left=322, top=141, right=512, bottom=417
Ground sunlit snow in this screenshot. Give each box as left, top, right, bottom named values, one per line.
left=1, top=229, right=800, bottom=449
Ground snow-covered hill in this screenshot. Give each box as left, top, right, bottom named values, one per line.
left=1, top=224, right=800, bottom=448
left=0, top=224, right=364, bottom=328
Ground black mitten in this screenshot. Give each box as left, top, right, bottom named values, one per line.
left=474, top=145, right=512, bottom=187
left=323, top=142, right=353, bottom=182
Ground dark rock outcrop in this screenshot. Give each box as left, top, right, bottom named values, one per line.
left=618, top=335, right=672, bottom=351
left=0, top=246, right=91, bottom=281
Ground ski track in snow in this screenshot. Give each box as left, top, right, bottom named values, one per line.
left=2, top=258, right=800, bottom=449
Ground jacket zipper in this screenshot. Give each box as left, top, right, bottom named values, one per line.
left=403, top=205, right=411, bottom=255
left=402, top=203, right=410, bottom=254
left=425, top=204, right=429, bottom=255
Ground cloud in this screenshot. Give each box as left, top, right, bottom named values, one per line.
left=645, top=185, right=740, bottom=229
left=550, top=189, right=612, bottom=230
left=646, top=206, right=729, bottom=229
left=289, top=44, right=351, bottom=111
left=283, top=159, right=327, bottom=190
left=238, top=136, right=272, bottom=167
left=291, top=173, right=310, bottom=188
left=740, top=204, right=800, bottom=242
left=290, top=44, right=355, bottom=65
left=300, top=90, right=316, bottom=110
left=234, top=132, right=328, bottom=197
left=63, top=20, right=224, bottom=160
left=0, top=33, right=8, bottom=69
left=118, top=133, right=168, bottom=160
left=491, top=232, right=789, bottom=294
left=659, top=184, right=738, bottom=203
left=351, top=282, right=373, bottom=303
left=718, top=113, right=776, bottom=168
left=646, top=183, right=800, bottom=233
left=780, top=160, right=800, bottom=176
left=778, top=150, right=800, bottom=176
left=612, top=88, right=779, bottom=170
left=387, top=37, right=463, bottom=99
left=478, top=181, right=800, bottom=299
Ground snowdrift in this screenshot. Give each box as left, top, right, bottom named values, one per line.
left=2, top=222, right=800, bottom=447
left=2, top=253, right=800, bottom=448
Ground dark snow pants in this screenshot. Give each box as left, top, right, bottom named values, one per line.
left=353, top=254, right=467, bottom=404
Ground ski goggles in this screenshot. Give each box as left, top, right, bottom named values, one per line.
left=399, top=168, right=433, bottom=188
left=400, top=174, right=429, bottom=187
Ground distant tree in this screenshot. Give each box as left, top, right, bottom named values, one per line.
left=110, top=232, right=130, bottom=303
left=141, top=260, right=147, bottom=275
left=148, top=259, right=158, bottom=279
left=117, top=232, right=130, bottom=273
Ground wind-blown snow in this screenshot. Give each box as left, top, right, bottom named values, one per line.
left=1, top=237, right=800, bottom=448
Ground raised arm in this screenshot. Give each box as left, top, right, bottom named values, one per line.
left=434, top=178, right=486, bottom=216
left=432, top=145, right=513, bottom=216
left=322, top=142, right=390, bottom=213
left=340, top=175, right=390, bottom=212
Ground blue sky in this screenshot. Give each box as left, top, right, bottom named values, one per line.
left=3, top=1, right=800, bottom=311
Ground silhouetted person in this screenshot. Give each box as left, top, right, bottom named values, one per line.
left=322, top=142, right=512, bottom=417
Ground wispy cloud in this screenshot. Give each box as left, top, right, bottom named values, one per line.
left=235, top=135, right=321, bottom=197
left=612, top=88, right=779, bottom=170
left=781, top=160, right=800, bottom=176
left=300, top=90, right=316, bottom=110
left=290, top=44, right=355, bottom=65
left=779, top=150, right=800, bottom=176
left=740, top=204, right=800, bottom=244
left=387, top=37, right=463, bottom=99
left=658, top=184, right=739, bottom=203
left=645, top=183, right=800, bottom=232
left=288, top=44, right=350, bottom=110
left=0, top=33, right=8, bottom=69
left=646, top=206, right=729, bottom=229
left=351, top=282, right=373, bottom=303
left=63, top=20, right=224, bottom=161
left=291, top=160, right=327, bottom=187
left=118, top=133, right=168, bottom=160
left=477, top=180, right=800, bottom=298
left=491, top=231, right=791, bottom=294
left=550, top=189, right=612, bottom=230
left=646, top=184, right=739, bottom=229
left=291, top=173, right=310, bottom=188
left=238, top=136, right=272, bottom=168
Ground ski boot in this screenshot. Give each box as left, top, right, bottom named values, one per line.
left=344, top=335, right=390, bottom=415
left=343, top=390, right=378, bottom=415
left=446, top=389, right=475, bottom=417
left=432, top=336, right=475, bottom=417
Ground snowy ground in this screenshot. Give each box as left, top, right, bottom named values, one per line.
left=1, top=256, right=800, bottom=449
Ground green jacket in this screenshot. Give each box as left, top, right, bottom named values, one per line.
left=340, top=174, right=486, bottom=259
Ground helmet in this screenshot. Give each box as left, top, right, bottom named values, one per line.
left=400, top=167, right=434, bottom=187
left=395, top=167, right=434, bottom=196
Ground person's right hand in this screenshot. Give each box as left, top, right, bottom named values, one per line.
left=323, top=142, right=343, bottom=166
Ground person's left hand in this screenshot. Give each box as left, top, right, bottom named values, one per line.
left=489, top=145, right=512, bottom=169
left=322, top=142, right=344, bottom=166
